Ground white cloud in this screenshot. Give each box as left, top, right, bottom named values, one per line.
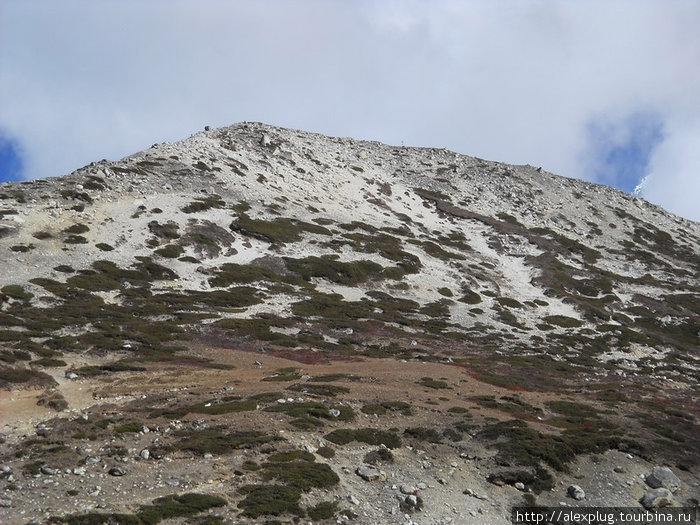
left=1, top=0, right=698, bottom=220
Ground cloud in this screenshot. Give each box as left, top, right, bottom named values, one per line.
left=1, top=0, right=698, bottom=220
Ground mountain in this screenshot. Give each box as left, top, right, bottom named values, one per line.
left=0, top=122, right=698, bottom=523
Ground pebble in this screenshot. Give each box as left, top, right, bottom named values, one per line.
left=72, top=467, right=86, bottom=476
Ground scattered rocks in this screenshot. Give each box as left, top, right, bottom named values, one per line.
left=567, top=484, right=585, bottom=500
left=645, top=466, right=681, bottom=492
left=640, top=488, right=674, bottom=509
left=356, top=465, right=386, bottom=482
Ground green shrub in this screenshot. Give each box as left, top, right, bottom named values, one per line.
left=64, top=235, right=88, bottom=244
left=171, top=429, right=280, bottom=455
left=32, top=358, right=67, bottom=367
left=137, top=493, right=227, bottom=525
left=63, top=224, right=90, bottom=234
left=363, top=448, right=394, bottom=464
left=238, top=485, right=303, bottom=518
left=307, top=501, right=338, bottom=520
left=114, top=421, right=143, bottom=433
left=95, top=243, right=114, bottom=251
left=231, top=214, right=331, bottom=244
left=543, top=315, right=583, bottom=328
left=417, top=377, right=451, bottom=389
left=182, top=195, right=225, bottom=213
left=154, top=245, right=183, bottom=258
left=317, top=446, right=336, bottom=459
left=361, top=401, right=412, bottom=416
left=267, top=450, right=315, bottom=463
left=324, top=428, right=401, bottom=449
left=404, top=427, right=442, bottom=443
left=1, top=284, right=33, bottom=300
left=262, top=461, right=339, bottom=491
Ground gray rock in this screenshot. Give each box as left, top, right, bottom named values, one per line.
left=108, top=467, right=126, bottom=476
left=400, top=484, right=416, bottom=495
left=328, top=408, right=341, bottom=418
left=348, top=494, right=360, bottom=505
left=356, top=465, right=386, bottom=482
left=0, top=498, right=12, bottom=508
left=640, top=488, right=674, bottom=509
left=405, top=495, right=419, bottom=507
left=139, top=449, right=150, bottom=460
left=40, top=466, right=58, bottom=476
left=645, top=467, right=681, bottom=492
left=84, top=456, right=101, bottom=465
left=72, top=467, right=86, bottom=476
left=567, top=484, right=585, bottom=500
left=514, top=482, right=525, bottom=491
left=65, top=372, right=78, bottom=380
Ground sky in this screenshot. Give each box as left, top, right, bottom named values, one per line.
left=1, top=0, right=698, bottom=221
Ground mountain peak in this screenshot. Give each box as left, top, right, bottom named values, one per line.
left=1, top=124, right=698, bottom=523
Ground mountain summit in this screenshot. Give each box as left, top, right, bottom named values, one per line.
left=1, top=122, right=698, bottom=523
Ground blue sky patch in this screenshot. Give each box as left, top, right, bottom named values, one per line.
left=585, top=113, right=664, bottom=193
left=0, top=133, right=25, bottom=183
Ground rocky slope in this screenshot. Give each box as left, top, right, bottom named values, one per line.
left=0, top=122, right=698, bottom=524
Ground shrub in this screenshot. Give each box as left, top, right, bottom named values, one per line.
left=262, top=461, right=339, bottom=491
left=267, top=450, right=315, bottom=463
left=324, top=428, right=401, bottom=449
left=154, top=245, right=183, bottom=258
left=361, top=401, right=413, bottom=416
left=307, top=501, right=338, bottom=520
left=543, top=315, right=583, bottom=328
left=317, top=446, right=336, bottom=459
left=137, top=493, right=227, bottom=525
left=417, top=377, right=451, bottom=389
left=238, top=485, right=303, bottom=518
left=404, top=427, right=442, bottom=443
left=171, top=429, right=280, bottom=455
left=363, top=448, right=394, bottom=464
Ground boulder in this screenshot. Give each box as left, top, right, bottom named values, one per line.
left=567, top=484, right=585, bottom=500
left=640, top=488, right=674, bottom=509
left=356, top=464, right=386, bottom=482
left=645, top=466, right=680, bottom=492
